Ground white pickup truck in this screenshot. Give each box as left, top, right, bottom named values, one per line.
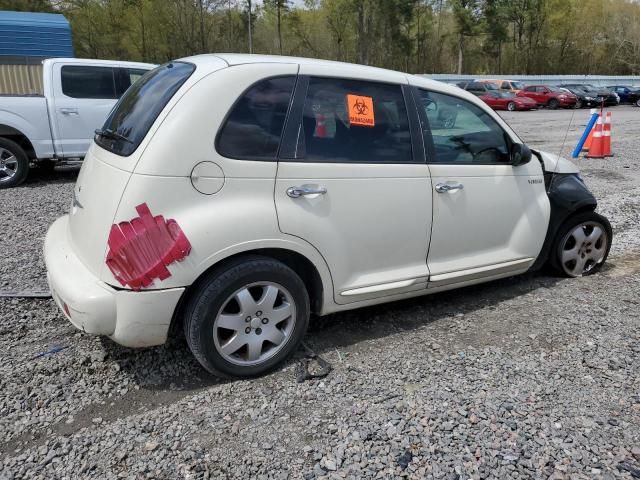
left=0, top=58, right=153, bottom=188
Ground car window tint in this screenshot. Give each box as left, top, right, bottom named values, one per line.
left=501, top=81, right=510, bottom=89
left=217, top=76, right=296, bottom=160
left=297, top=77, right=412, bottom=163
left=418, top=89, right=510, bottom=164
left=97, top=62, right=195, bottom=157
left=61, top=66, right=117, bottom=99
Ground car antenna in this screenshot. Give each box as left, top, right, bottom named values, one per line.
left=554, top=75, right=587, bottom=177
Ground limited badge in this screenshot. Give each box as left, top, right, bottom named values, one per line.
left=346, top=94, right=375, bottom=127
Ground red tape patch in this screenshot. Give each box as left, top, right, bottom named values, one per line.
left=106, top=203, right=191, bottom=290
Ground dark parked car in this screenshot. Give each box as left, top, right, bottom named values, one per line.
left=558, top=87, right=600, bottom=109
left=518, top=85, right=577, bottom=109
left=606, top=86, right=640, bottom=106
left=558, top=84, right=618, bottom=106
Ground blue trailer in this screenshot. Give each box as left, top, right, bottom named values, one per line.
left=0, top=11, right=73, bottom=61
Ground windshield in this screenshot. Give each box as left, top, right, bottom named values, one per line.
left=511, top=81, right=524, bottom=90
left=548, top=86, right=564, bottom=93
left=96, top=62, right=195, bottom=157
left=499, top=91, right=516, bottom=98
left=484, top=83, right=498, bottom=90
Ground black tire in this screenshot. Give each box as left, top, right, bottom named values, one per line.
left=184, top=255, right=310, bottom=378
left=574, top=100, right=583, bottom=109
left=507, top=102, right=516, bottom=111
left=549, top=211, right=612, bottom=278
left=547, top=98, right=560, bottom=109
left=0, top=137, right=29, bottom=189
left=635, top=98, right=640, bottom=107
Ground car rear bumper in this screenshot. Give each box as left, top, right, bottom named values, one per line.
left=44, top=216, right=185, bottom=348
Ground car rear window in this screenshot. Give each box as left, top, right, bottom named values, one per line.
left=95, top=62, right=195, bottom=157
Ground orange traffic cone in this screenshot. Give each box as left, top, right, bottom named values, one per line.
left=586, top=116, right=605, bottom=158
left=582, top=109, right=599, bottom=151
left=314, top=113, right=327, bottom=138
left=602, top=111, right=613, bottom=157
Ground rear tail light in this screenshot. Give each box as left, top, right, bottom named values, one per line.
left=106, top=203, right=191, bottom=290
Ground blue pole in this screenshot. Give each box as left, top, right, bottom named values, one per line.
left=572, top=112, right=599, bottom=158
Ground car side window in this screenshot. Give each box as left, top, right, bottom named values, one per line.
left=61, top=66, right=117, bottom=99
left=296, top=77, right=413, bottom=163
left=501, top=81, right=510, bottom=89
left=418, top=89, right=511, bottom=164
left=217, top=76, right=296, bottom=160
left=524, top=86, right=535, bottom=92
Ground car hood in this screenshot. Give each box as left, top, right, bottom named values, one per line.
left=533, top=150, right=580, bottom=174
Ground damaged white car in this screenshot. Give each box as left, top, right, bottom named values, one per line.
left=45, top=55, right=612, bottom=377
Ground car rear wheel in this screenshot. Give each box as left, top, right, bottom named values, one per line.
left=548, top=98, right=560, bottom=109
left=184, top=256, right=310, bottom=378
left=0, top=138, right=29, bottom=189
left=507, top=102, right=516, bottom=111
left=635, top=98, right=640, bottom=107
left=574, top=100, right=583, bottom=109
left=550, top=211, right=612, bottom=278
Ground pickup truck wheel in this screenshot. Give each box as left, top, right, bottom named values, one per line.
left=547, top=98, right=560, bottom=109
left=0, top=138, right=29, bottom=188
left=184, top=256, right=310, bottom=378
left=550, top=211, right=612, bottom=278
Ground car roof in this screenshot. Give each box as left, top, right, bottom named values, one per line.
left=42, top=57, right=155, bottom=69
left=178, top=53, right=453, bottom=92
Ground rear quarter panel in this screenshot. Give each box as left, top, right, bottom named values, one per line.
left=0, top=96, right=54, bottom=158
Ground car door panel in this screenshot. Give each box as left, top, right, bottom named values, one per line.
left=414, top=88, right=550, bottom=285
left=51, top=63, right=118, bottom=158
left=428, top=162, right=549, bottom=280
left=275, top=71, right=432, bottom=304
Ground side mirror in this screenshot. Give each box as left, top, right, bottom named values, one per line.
left=511, top=143, right=532, bottom=166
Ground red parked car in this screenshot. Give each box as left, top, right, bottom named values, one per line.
left=479, top=91, right=538, bottom=111
left=517, top=85, right=577, bottom=109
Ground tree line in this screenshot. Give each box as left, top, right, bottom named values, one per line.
left=3, top=0, right=640, bottom=75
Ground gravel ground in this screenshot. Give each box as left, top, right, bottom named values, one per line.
left=1, top=106, right=639, bottom=479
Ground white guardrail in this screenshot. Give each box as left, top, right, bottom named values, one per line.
left=419, top=74, right=640, bottom=87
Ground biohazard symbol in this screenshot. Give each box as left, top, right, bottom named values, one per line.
left=353, top=97, right=368, bottom=115
left=346, top=94, right=375, bottom=127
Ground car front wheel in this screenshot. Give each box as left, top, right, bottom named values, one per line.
left=551, top=211, right=612, bottom=278
left=507, top=102, right=516, bottom=111
left=184, top=256, right=310, bottom=377
left=548, top=98, right=560, bottom=109
left=635, top=98, right=640, bottom=107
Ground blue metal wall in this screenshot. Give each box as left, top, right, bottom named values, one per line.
left=0, top=11, right=73, bottom=58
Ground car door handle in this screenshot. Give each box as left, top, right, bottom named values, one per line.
left=435, top=182, right=464, bottom=193
left=59, top=108, right=79, bottom=115
left=286, top=186, right=327, bottom=198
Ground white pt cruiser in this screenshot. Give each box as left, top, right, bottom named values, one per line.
left=45, top=55, right=612, bottom=377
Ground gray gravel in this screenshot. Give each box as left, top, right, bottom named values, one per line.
left=1, top=106, right=639, bottom=479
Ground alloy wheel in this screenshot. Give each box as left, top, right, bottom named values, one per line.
left=560, top=221, right=609, bottom=277
left=213, top=282, right=296, bottom=366
left=0, top=147, right=19, bottom=183
left=507, top=102, right=515, bottom=111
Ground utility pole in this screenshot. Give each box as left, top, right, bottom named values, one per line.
left=248, top=0, right=253, bottom=54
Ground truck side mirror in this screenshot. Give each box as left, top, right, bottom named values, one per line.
left=511, top=143, right=532, bottom=166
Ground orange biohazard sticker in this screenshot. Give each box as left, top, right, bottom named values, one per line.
left=346, top=94, right=375, bottom=127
